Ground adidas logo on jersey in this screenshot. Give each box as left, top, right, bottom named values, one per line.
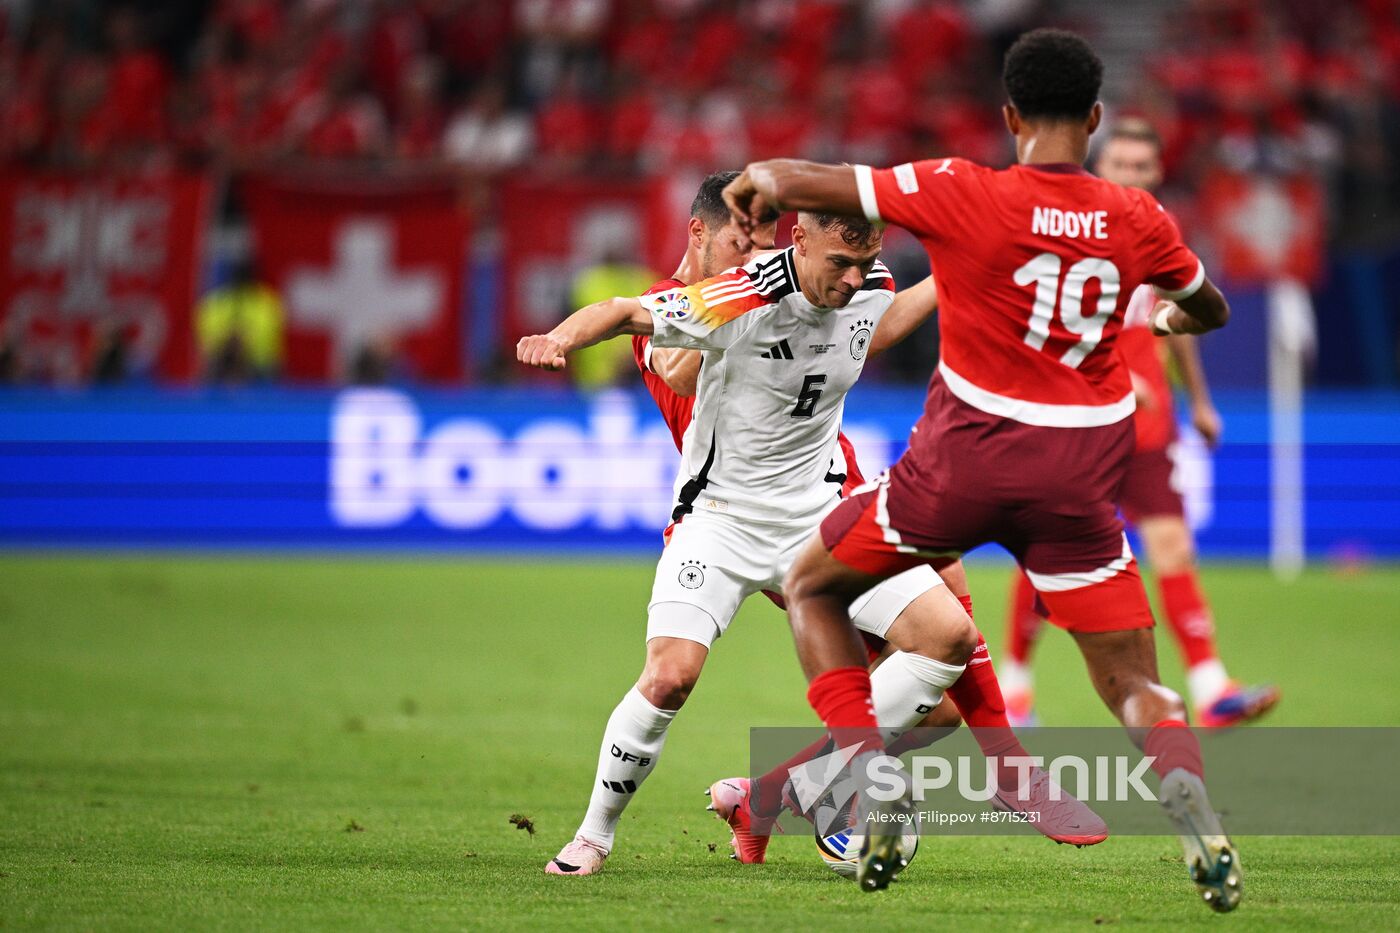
left=759, top=339, right=794, bottom=360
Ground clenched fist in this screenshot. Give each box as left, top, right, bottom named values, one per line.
left=722, top=169, right=770, bottom=241
left=517, top=334, right=569, bottom=370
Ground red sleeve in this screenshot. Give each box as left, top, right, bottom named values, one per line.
left=631, top=334, right=653, bottom=375
left=854, top=158, right=973, bottom=242
left=1138, top=197, right=1205, bottom=300
left=634, top=277, right=685, bottom=376
left=643, top=277, right=685, bottom=296
left=635, top=278, right=695, bottom=451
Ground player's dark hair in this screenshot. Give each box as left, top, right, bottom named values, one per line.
left=691, top=171, right=739, bottom=229
left=1107, top=117, right=1162, bottom=152
left=1002, top=28, right=1103, bottom=121
left=804, top=212, right=880, bottom=249
left=691, top=170, right=779, bottom=229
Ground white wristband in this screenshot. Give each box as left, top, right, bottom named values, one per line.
left=1153, top=306, right=1178, bottom=335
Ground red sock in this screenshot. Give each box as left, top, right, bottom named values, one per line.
left=1144, top=719, right=1204, bottom=780
left=956, top=592, right=974, bottom=619
left=752, top=735, right=829, bottom=817
left=946, top=633, right=1029, bottom=792
left=806, top=666, right=883, bottom=755
left=1006, top=571, right=1044, bottom=665
left=1157, top=570, right=1219, bottom=668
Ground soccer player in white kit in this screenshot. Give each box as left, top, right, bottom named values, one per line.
left=518, top=213, right=978, bottom=876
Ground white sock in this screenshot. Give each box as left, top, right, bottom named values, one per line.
left=576, top=686, right=677, bottom=850
left=1187, top=659, right=1230, bottom=709
left=871, top=650, right=967, bottom=743
left=999, top=658, right=1033, bottom=698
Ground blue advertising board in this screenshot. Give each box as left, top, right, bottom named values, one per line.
left=1, top=386, right=1397, bottom=558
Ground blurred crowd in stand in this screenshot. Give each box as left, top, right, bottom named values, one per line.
left=0, top=0, right=1397, bottom=385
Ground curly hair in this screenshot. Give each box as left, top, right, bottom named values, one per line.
left=1002, top=28, right=1103, bottom=121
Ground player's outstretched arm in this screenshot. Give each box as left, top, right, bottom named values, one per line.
left=516, top=297, right=651, bottom=371
left=724, top=160, right=862, bottom=234
left=871, top=276, right=938, bottom=356
left=1151, top=279, right=1230, bottom=337
left=1165, top=328, right=1223, bottom=447
left=650, top=347, right=701, bottom=396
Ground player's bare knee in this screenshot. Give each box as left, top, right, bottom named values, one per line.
left=782, top=552, right=831, bottom=606
left=922, top=699, right=962, bottom=730
left=1118, top=681, right=1186, bottom=731
left=637, top=660, right=700, bottom=710
left=888, top=589, right=977, bottom=666
left=639, top=631, right=708, bottom=710
left=947, top=609, right=979, bottom=665
left=781, top=564, right=816, bottom=606
left=1141, top=519, right=1196, bottom=575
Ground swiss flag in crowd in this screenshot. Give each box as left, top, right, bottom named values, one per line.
left=0, top=171, right=212, bottom=382
left=245, top=174, right=469, bottom=382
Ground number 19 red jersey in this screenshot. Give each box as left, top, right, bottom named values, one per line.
left=854, top=159, right=1205, bottom=428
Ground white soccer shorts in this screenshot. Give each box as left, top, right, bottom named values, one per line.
left=646, top=507, right=942, bottom=648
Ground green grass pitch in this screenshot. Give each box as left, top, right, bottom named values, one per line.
left=2, top=555, right=1399, bottom=930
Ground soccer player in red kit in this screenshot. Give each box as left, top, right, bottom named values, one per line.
left=723, top=30, right=1243, bottom=909
left=629, top=171, right=1105, bottom=865
left=1002, top=120, right=1281, bottom=730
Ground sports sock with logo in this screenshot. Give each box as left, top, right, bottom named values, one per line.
left=576, top=686, right=677, bottom=850
left=1156, top=570, right=1228, bottom=705
left=946, top=633, right=1039, bottom=793
left=806, top=665, right=883, bottom=755
left=869, top=650, right=966, bottom=743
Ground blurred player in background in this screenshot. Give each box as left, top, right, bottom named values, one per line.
left=631, top=172, right=1105, bottom=865
left=724, top=29, right=1245, bottom=908
left=1001, top=120, right=1281, bottom=730
left=569, top=248, right=656, bottom=389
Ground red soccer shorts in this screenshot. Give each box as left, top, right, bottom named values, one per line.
left=820, top=378, right=1154, bottom=634
left=1119, top=444, right=1186, bottom=525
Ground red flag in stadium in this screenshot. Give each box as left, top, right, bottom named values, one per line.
left=497, top=177, right=673, bottom=351
left=245, top=174, right=470, bottom=383
left=1199, top=169, right=1326, bottom=286
left=0, top=171, right=213, bottom=382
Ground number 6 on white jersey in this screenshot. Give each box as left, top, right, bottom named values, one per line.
left=1013, top=252, right=1121, bottom=369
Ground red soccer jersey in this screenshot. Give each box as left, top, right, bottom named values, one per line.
left=631, top=277, right=865, bottom=491
left=854, top=158, right=1205, bottom=428
left=1117, top=283, right=1177, bottom=451
left=632, top=277, right=695, bottom=451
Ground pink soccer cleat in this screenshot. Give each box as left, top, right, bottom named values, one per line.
left=544, top=835, right=609, bottom=876
left=993, top=767, right=1109, bottom=847
left=1197, top=683, right=1281, bottom=729
left=1004, top=685, right=1038, bottom=729
left=706, top=777, right=775, bottom=864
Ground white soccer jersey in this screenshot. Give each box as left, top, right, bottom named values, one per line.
left=640, top=247, right=895, bottom=525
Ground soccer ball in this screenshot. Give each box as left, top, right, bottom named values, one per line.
left=814, top=823, right=920, bottom=880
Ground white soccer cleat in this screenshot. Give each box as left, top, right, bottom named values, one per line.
left=992, top=767, right=1108, bottom=846
left=1158, top=769, right=1243, bottom=912
left=544, top=835, right=609, bottom=876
